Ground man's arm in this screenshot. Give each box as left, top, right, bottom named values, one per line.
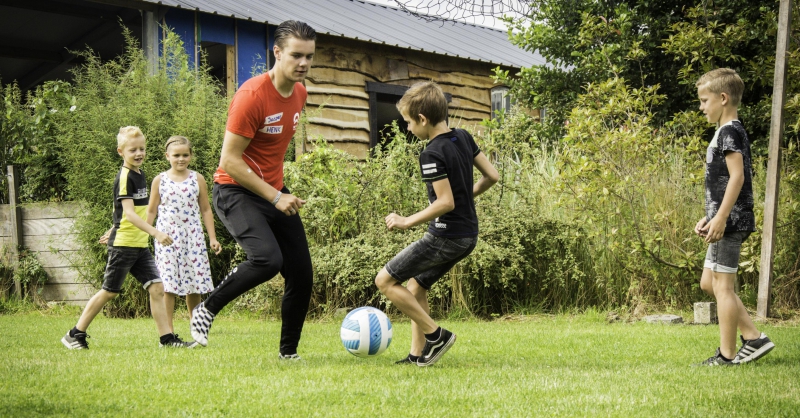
left=702, top=151, right=745, bottom=243
left=219, top=130, right=304, bottom=216
left=385, top=179, right=454, bottom=231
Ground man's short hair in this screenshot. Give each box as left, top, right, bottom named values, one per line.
left=696, top=68, right=744, bottom=106
left=117, top=126, right=144, bottom=148
left=274, top=20, right=317, bottom=49
left=397, top=81, right=448, bottom=125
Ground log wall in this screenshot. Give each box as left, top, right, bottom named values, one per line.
left=301, top=35, right=523, bottom=159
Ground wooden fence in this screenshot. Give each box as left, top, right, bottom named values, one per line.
left=0, top=201, right=94, bottom=305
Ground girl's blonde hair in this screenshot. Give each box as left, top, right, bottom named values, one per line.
left=164, top=135, right=192, bottom=153
left=117, top=126, right=145, bottom=148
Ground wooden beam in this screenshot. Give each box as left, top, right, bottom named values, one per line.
left=758, top=0, right=793, bottom=319
left=6, top=166, right=23, bottom=297
left=225, top=44, right=236, bottom=96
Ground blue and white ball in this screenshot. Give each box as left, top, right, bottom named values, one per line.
left=340, top=307, right=393, bottom=357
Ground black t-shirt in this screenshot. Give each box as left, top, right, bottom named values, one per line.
left=419, top=128, right=481, bottom=238
left=704, top=120, right=755, bottom=232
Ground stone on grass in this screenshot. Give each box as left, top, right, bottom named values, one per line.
left=643, top=314, right=684, bottom=324
left=693, top=302, right=717, bottom=324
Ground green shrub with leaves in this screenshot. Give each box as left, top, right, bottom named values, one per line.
left=41, top=29, right=232, bottom=317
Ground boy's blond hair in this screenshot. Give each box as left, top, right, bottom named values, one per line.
left=117, top=126, right=145, bottom=148
left=164, top=135, right=192, bottom=152
left=397, top=81, right=448, bottom=125
left=696, top=68, right=744, bottom=107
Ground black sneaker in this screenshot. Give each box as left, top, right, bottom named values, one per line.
left=395, top=354, right=417, bottom=365
left=734, top=333, right=775, bottom=364
left=61, top=331, right=89, bottom=350
left=160, top=334, right=198, bottom=348
left=190, top=302, right=215, bottom=347
left=278, top=353, right=301, bottom=361
left=694, top=348, right=737, bottom=367
left=417, top=328, right=456, bottom=367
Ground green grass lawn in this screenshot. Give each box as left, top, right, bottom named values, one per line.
left=1, top=310, right=798, bottom=417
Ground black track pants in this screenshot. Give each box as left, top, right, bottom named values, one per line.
left=207, top=184, right=313, bottom=354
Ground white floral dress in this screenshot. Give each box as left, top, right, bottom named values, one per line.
left=154, top=171, right=213, bottom=295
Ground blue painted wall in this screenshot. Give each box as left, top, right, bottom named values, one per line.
left=160, top=8, right=271, bottom=87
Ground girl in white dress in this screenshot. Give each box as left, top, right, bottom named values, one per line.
left=147, top=136, right=221, bottom=337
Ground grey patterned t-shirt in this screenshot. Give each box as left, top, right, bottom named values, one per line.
left=704, top=120, right=755, bottom=232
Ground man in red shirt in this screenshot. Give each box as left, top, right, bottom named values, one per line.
left=191, top=20, right=316, bottom=359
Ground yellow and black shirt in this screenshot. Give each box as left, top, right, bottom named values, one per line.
left=107, top=166, right=149, bottom=248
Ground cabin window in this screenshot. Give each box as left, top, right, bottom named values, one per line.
left=365, top=82, right=452, bottom=152
left=491, top=86, right=512, bottom=118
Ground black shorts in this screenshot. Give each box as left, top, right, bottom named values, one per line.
left=385, top=232, right=477, bottom=289
left=101, top=246, right=161, bottom=293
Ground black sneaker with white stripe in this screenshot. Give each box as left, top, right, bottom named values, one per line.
left=694, top=348, right=737, bottom=367
left=61, top=330, right=89, bottom=350
left=417, top=328, right=456, bottom=367
left=190, top=302, right=215, bottom=347
left=734, top=333, right=775, bottom=364
left=160, top=333, right=198, bottom=348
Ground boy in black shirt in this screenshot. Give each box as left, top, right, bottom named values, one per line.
left=694, top=68, right=774, bottom=366
left=374, top=81, right=499, bottom=366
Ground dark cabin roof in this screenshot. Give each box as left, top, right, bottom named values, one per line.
left=141, top=0, right=545, bottom=68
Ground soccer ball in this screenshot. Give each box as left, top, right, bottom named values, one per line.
left=340, top=306, right=393, bottom=357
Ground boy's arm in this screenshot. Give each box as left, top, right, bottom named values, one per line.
left=120, top=198, right=173, bottom=246
left=145, top=175, right=161, bottom=226
left=386, top=179, right=454, bottom=231
left=702, top=151, right=745, bottom=243
left=472, top=152, right=499, bottom=197
left=197, top=173, right=222, bottom=254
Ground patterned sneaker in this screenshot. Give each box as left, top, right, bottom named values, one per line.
left=734, top=333, right=775, bottom=364
left=61, top=331, right=89, bottom=350
left=160, top=334, right=198, bottom=348
left=694, top=348, right=737, bottom=367
left=278, top=353, right=301, bottom=361
left=190, top=302, right=215, bottom=347
left=417, top=328, right=456, bottom=367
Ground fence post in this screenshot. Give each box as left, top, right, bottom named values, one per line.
left=7, top=165, right=23, bottom=297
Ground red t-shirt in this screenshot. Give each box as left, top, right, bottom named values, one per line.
left=214, top=73, right=307, bottom=191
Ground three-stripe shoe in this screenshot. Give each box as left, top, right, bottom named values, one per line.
left=734, top=333, right=775, bottom=364
left=61, top=331, right=89, bottom=350
left=190, top=302, right=215, bottom=347
left=160, top=334, right=198, bottom=348
left=694, top=348, right=737, bottom=367
left=417, top=328, right=456, bottom=367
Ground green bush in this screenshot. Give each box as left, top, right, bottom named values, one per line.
left=46, top=29, right=232, bottom=317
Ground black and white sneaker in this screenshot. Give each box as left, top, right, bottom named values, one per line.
left=395, top=354, right=417, bottom=365
left=278, top=353, right=301, bottom=361
left=190, top=302, right=215, bottom=347
left=694, top=348, right=737, bottom=367
left=61, top=331, right=89, bottom=350
left=160, top=334, right=198, bottom=348
left=417, top=328, right=456, bottom=367
left=734, top=333, right=775, bottom=364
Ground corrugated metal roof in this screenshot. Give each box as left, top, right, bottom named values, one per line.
left=140, top=0, right=545, bottom=68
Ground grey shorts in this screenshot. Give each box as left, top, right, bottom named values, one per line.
left=385, top=232, right=477, bottom=289
left=704, top=231, right=751, bottom=274
left=102, top=246, right=162, bottom=293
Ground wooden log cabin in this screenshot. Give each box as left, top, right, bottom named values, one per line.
left=2, top=0, right=545, bottom=161
left=141, top=0, right=546, bottom=159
